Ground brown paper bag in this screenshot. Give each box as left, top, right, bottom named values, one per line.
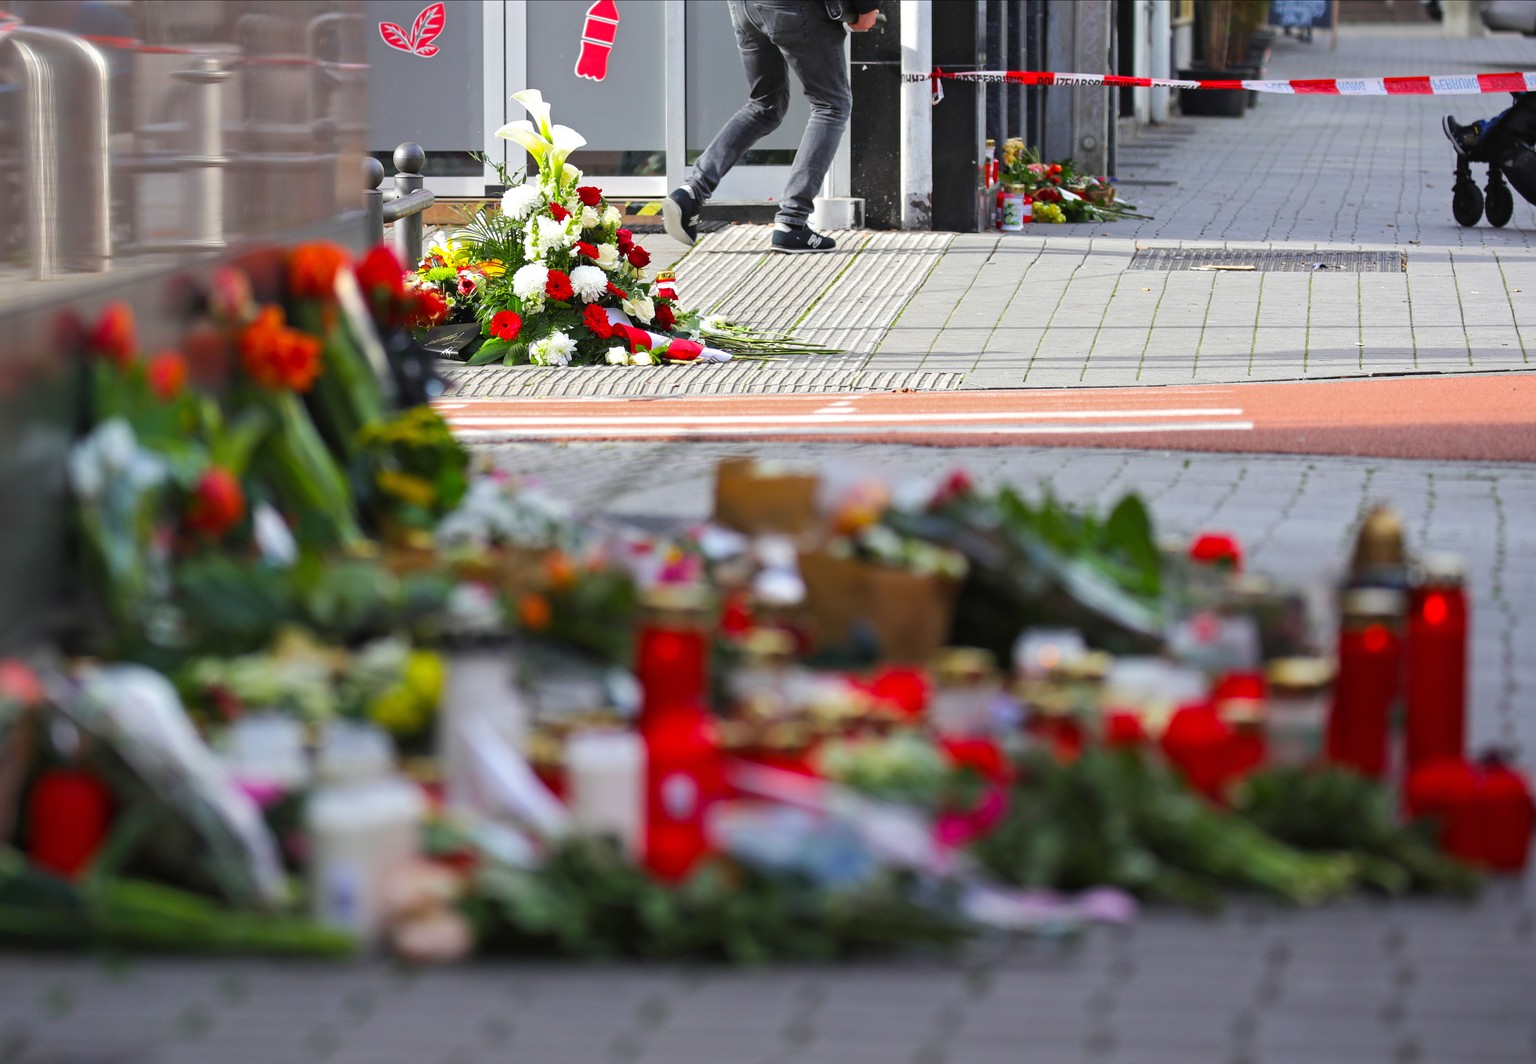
left=713, top=458, right=819, bottom=536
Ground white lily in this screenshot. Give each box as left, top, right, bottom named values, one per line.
left=495, top=90, right=586, bottom=186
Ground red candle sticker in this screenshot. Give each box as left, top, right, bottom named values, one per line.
left=575, top=0, right=620, bottom=82
left=380, top=2, right=445, bottom=58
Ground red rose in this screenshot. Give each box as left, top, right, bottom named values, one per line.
left=1189, top=533, right=1243, bottom=572
left=582, top=303, right=612, bottom=339
left=653, top=303, right=676, bottom=331
left=146, top=350, right=189, bottom=400
left=187, top=467, right=245, bottom=538
left=615, top=227, right=633, bottom=251
left=545, top=270, right=574, bottom=301
left=490, top=310, right=522, bottom=341
left=574, top=241, right=599, bottom=260
left=626, top=244, right=651, bottom=268
left=550, top=203, right=571, bottom=222
left=89, top=301, right=136, bottom=368
left=576, top=185, right=602, bottom=207
left=664, top=338, right=703, bottom=361
left=355, top=245, right=404, bottom=295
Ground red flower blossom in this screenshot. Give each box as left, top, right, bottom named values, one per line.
left=626, top=244, right=651, bottom=268
left=653, top=303, right=676, bottom=331
left=1189, top=532, right=1243, bottom=572
left=574, top=241, right=599, bottom=260
left=582, top=302, right=612, bottom=339
left=408, top=288, right=450, bottom=328
left=355, top=244, right=405, bottom=296
left=576, top=185, right=602, bottom=207
left=146, top=350, right=189, bottom=400
left=615, top=227, right=633, bottom=251
left=238, top=306, right=323, bottom=392
left=490, top=310, right=522, bottom=341
left=549, top=203, right=571, bottom=222
left=606, top=282, right=629, bottom=300
left=288, top=241, right=351, bottom=300
left=664, top=338, right=703, bottom=361
left=187, top=467, right=245, bottom=538
left=545, top=270, right=574, bottom=301
left=88, top=302, right=136, bottom=368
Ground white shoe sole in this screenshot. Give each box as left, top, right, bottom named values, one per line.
left=771, top=244, right=837, bottom=253
left=661, top=196, right=696, bottom=246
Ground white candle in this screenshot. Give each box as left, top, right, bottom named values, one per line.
left=564, top=731, right=645, bottom=859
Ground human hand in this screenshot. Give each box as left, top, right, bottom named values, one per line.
left=849, top=9, right=880, bottom=31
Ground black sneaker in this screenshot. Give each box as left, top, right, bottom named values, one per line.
left=770, top=225, right=837, bottom=253
left=662, top=187, right=699, bottom=246
left=1443, top=115, right=1479, bottom=156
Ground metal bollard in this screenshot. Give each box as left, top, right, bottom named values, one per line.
left=392, top=141, right=426, bottom=267
left=172, top=56, right=230, bottom=249
left=363, top=155, right=385, bottom=246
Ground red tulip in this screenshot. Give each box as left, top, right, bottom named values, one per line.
left=146, top=350, right=189, bottom=400
left=187, top=467, right=245, bottom=537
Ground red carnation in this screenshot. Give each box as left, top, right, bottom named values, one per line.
left=576, top=185, right=602, bottom=207
left=574, top=241, right=599, bottom=260
left=88, top=301, right=136, bottom=368
left=606, top=281, right=629, bottom=300
left=355, top=245, right=404, bottom=295
left=545, top=270, right=574, bottom=301
left=653, top=303, right=676, bottom=331
left=626, top=244, right=651, bottom=268
left=550, top=203, right=571, bottom=222
left=616, top=227, right=633, bottom=251
left=582, top=303, right=612, bottom=339
left=187, top=466, right=245, bottom=538
left=490, top=310, right=522, bottom=341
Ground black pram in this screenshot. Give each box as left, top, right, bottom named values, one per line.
left=1450, top=92, right=1536, bottom=228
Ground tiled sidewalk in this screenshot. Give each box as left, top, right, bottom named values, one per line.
left=444, top=25, right=1536, bottom=399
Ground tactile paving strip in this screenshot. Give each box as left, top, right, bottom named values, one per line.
left=1127, top=247, right=1407, bottom=272
left=440, top=363, right=963, bottom=398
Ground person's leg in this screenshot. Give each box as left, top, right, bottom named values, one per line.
left=686, top=0, right=791, bottom=204
left=765, top=7, right=852, bottom=228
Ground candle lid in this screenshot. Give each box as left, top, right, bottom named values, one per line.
left=1414, top=551, right=1465, bottom=587
left=932, top=646, right=997, bottom=684
left=1350, top=506, right=1406, bottom=571
left=1052, top=650, right=1114, bottom=683
left=1340, top=587, right=1406, bottom=622
left=641, top=582, right=714, bottom=620
left=739, top=627, right=797, bottom=662
left=1266, top=657, right=1335, bottom=691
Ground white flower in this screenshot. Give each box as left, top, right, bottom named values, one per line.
left=603, top=205, right=622, bottom=227
left=536, top=215, right=572, bottom=250
left=622, top=294, right=655, bottom=324
left=252, top=503, right=297, bottom=567
left=496, top=90, right=586, bottom=181
left=630, top=350, right=655, bottom=366
left=604, top=346, right=629, bottom=365
left=570, top=265, right=607, bottom=302
left=562, top=164, right=583, bottom=187
left=529, top=330, right=575, bottom=366
left=500, top=184, right=541, bottom=222
left=579, top=206, right=600, bottom=229
left=595, top=243, right=620, bottom=270
left=512, top=263, right=550, bottom=299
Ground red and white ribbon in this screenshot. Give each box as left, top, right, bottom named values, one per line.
left=907, top=68, right=1536, bottom=102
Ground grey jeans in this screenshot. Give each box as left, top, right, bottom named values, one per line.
left=686, top=0, right=852, bottom=228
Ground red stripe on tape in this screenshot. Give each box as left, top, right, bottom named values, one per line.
left=1479, top=72, right=1527, bottom=93
left=1289, top=79, right=1341, bottom=94
left=1383, top=76, right=1433, bottom=95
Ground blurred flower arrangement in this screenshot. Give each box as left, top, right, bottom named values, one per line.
left=1000, top=139, right=1146, bottom=223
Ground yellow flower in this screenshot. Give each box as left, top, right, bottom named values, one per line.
left=403, top=650, right=445, bottom=708
left=368, top=685, right=423, bottom=735
left=427, top=237, right=470, bottom=269
left=376, top=468, right=438, bottom=509
left=474, top=259, right=506, bottom=278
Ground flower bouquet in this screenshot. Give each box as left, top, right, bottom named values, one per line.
left=999, top=139, right=1148, bottom=224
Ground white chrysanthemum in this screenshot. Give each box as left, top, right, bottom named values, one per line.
left=500, top=184, right=541, bottom=222
left=604, top=346, right=629, bottom=365
left=569, top=265, right=607, bottom=303
left=630, top=350, right=655, bottom=366
left=536, top=215, right=572, bottom=250
left=622, top=294, right=655, bottom=324
left=512, top=263, right=550, bottom=299
left=580, top=206, right=601, bottom=229
left=529, top=331, right=576, bottom=367
left=602, top=205, right=622, bottom=227
left=595, top=243, right=620, bottom=270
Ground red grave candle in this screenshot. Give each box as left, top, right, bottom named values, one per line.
left=635, top=585, right=723, bottom=883
left=1405, top=554, right=1468, bottom=772
left=26, top=768, right=113, bottom=879
left=1326, top=589, right=1405, bottom=779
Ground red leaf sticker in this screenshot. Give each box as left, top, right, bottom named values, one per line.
left=379, top=21, right=412, bottom=52
left=414, top=43, right=439, bottom=57
left=411, top=2, right=446, bottom=47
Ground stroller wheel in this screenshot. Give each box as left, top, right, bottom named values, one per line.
left=1453, top=181, right=1484, bottom=227
left=1486, top=180, right=1514, bottom=228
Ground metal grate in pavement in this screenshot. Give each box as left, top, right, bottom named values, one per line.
left=1127, top=247, right=1407, bottom=272
left=440, top=363, right=963, bottom=398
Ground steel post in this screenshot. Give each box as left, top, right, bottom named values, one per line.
left=392, top=141, right=426, bottom=267
left=364, top=155, right=385, bottom=246
left=172, top=56, right=231, bottom=249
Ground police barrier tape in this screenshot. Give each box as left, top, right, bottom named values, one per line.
left=906, top=68, right=1536, bottom=103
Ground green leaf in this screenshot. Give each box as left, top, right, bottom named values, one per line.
left=466, top=338, right=511, bottom=366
